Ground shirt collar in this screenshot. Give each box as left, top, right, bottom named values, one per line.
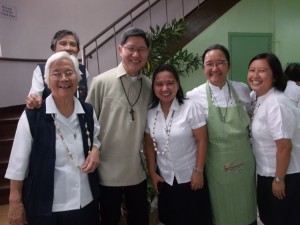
left=116, top=63, right=142, bottom=80
left=208, top=80, right=229, bottom=91
left=157, top=98, right=180, bottom=112
left=45, top=94, right=85, bottom=115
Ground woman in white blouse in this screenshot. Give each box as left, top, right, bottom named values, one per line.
left=187, top=44, right=257, bottom=225
left=248, top=53, right=300, bottom=225
left=284, top=63, right=300, bottom=108
left=5, top=52, right=101, bottom=225
left=144, top=64, right=212, bottom=225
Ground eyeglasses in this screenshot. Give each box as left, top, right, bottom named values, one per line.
left=203, top=61, right=228, bottom=69
left=50, top=71, right=75, bottom=79
left=122, top=45, right=148, bottom=54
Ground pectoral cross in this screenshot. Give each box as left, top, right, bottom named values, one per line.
left=130, top=108, right=135, bottom=121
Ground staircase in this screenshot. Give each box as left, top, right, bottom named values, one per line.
left=0, top=105, right=25, bottom=204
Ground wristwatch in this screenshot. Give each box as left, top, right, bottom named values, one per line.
left=274, top=176, right=283, bottom=183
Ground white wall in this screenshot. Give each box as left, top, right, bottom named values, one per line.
left=0, top=0, right=143, bottom=58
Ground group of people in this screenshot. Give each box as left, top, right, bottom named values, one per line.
left=5, top=26, right=300, bottom=225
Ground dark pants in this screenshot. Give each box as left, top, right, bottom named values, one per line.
left=257, top=173, right=300, bottom=225
left=27, top=200, right=101, bottom=225
left=158, top=178, right=213, bottom=225
left=99, top=179, right=149, bottom=225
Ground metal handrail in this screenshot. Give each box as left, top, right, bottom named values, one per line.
left=82, top=0, right=158, bottom=68
left=82, top=0, right=203, bottom=74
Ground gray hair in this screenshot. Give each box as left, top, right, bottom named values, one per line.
left=44, top=51, right=81, bottom=86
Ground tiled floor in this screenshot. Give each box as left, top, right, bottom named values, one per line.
left=0, top=203, right=264, bottom=225
left=0, top=204, right=8, bottom=225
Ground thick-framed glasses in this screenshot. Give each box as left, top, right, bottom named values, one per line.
left=122, top=45, right=148, bottom=54
left=203, top=61, right=228, bottom=69
left=50, top=71, right=75, bottom=80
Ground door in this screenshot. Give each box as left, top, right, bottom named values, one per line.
left=228, top=32, right=272, bottom=83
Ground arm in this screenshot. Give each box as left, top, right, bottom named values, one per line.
left=144, top=132, right=164, bottom=194
left=26, top=66, right=44, bottom=109
left=190, top=125, right=208, bottom=190
left=272, top=138, right=292, bottom=199
left=81, top=110, right=101, bottom=173
left=8, top=180, right=28, bottom=225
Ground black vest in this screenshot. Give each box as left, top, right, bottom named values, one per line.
left=39, top=63, right=88, bottom=101
left=23, top=101, right=99, bottom=216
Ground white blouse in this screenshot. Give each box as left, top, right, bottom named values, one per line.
left=5, top=95, right=101, bottom=212
left=186, top=81, right=251, bottom=119
left=250, top=88, right=300, bottom=176
left=284, top=80, right=300, bottom=108
left=145, top=98, right=206, bottom=186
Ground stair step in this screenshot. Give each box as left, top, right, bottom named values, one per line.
left=0, top=105, right=25, bottom=120
left=0, top=185, right=10, bottom=205
left=0, top=119, right=18, bottom=139
left=0, top=139, right=13, bottom=161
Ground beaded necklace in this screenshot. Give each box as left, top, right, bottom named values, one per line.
left=209, top=82, right=232, bottom=123
left=151, top=110, right=175, bottom=155
left=250, top=100, right=261, bottom=120
left=51, top=114, right=92, bottom=169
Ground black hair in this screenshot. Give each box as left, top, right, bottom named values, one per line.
left=284, top=63, right=300, bottom=82
left=248, top=53, right=287, bottom=92
left=120, top=27, right=150, bottom=48
left=150, top=64, right=185, bottom=109
left=50, top=30, right=80, bottom=51
left=201, top=44, right=231, bottom=66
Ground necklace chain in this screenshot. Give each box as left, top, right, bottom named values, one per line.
left=250, top=100, right=261, bottom=120
left=51, top=114, right=92, bottom=169
left=249, top=99, right=262, bottom=138
left=152, top=110, right=175, bottom=155
left=209, top=82, right=231, bottom=123
left=120, top=77, right=143, bottom=121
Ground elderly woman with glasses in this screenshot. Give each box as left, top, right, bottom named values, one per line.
left=5, top=51, right=101, bottom=225
left=186, top=44, right=257, bottom=225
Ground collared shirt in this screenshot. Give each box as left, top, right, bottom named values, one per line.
left=145, top=98, right=206, bottom=185
left=250, top=88, right=300, bottom=176
left=86, top=63, right=152, bottom=186
left=186, top=81, right=251, bottom=119
left=5, top=95, right=100, bottom=212
left=29, top=65, right=90, bottom=96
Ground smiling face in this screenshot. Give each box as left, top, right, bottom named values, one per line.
left=203, top=49, right=230, bottom=88
left=118, top=36, right=149, bottom=76
left=247, top=59, right=274, bottom=97
left=153, top=70, right=179, bottom=107
left=49, top=58, right=78, bottom=100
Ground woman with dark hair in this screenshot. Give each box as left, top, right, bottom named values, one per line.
left=26, top=29, right=90, bottom=109
left=144, top=64, right=212, bottom=225
left=284, top=63, right=300, bottom=107
left=285, top=63, right=300, bottom=85
left=248, top=53, right=300, bottom=225
left=187, top=44, right=257, bottom=225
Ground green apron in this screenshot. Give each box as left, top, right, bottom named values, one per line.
left=205, top=82, right=256, bottom=225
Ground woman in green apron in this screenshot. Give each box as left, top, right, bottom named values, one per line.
left=187, top=44, right=257, bottom=225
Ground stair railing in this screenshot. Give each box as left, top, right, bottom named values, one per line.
left=82, top=0, right=204, bottom=75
